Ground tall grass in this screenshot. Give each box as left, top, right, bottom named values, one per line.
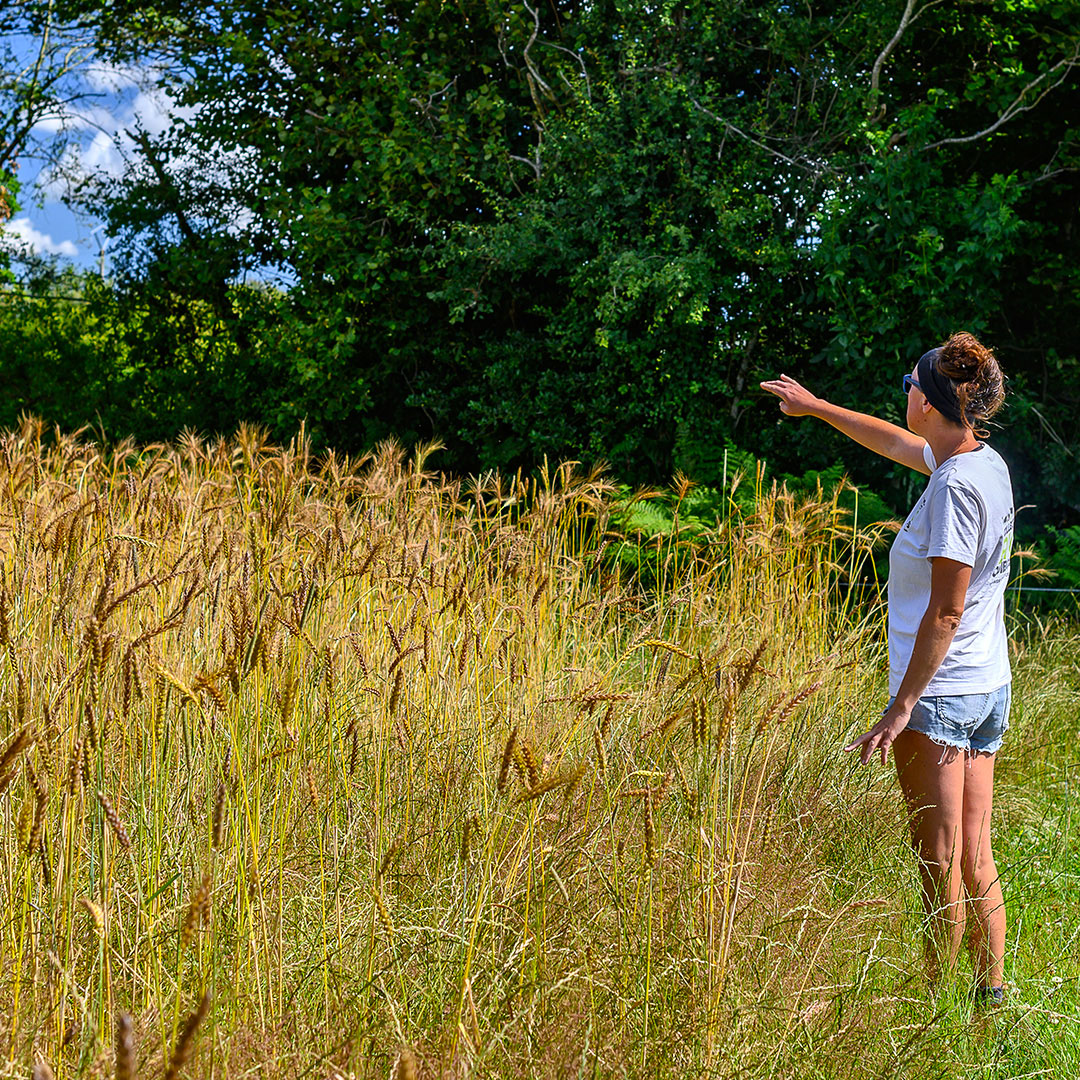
left=0, top=418, right=1076, bottom=1078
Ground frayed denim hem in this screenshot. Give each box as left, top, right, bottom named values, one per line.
left=915, top=732, right=1003, bottom=766
left=887, top=687, right=1010, bottom=760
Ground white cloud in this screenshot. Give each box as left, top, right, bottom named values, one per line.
left=82, top=130, right=126, bottom=176
left=30, top=62, right=192, bottom=189
left=29, top=113, right=70, bottom=136
left=132, top=87, right=189, bottom=136
left=83, top=61, right=145, bottom=94
left=24, top=57, right=252, bottom=258
left=1, top=217, right=79, bottom=257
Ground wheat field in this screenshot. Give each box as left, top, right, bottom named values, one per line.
left=0, top=418, right=1076, bottom=1079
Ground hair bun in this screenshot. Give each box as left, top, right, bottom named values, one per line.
left=939, top=332, right=985, bottom=376
left=935, top=331, right=1005, bottom=429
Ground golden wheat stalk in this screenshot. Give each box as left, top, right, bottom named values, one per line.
left=0, top=726, right=32, bottom=795
left=377, top=836, right=402, bottom=880
left=517, top=762, right=586, bottom=803
left=460, top=811, right=480, bottom=863
left=374, top=888, right=394, bottom=940
left=181, top=874, right=211, bottom=950
left=774, top=681, right=824, bottom=724
left=518, top=741, right=540, bottom=791
left=85, top=701, right=99, bottom=752
left=593, top=725, right=607, bottom=778
left=78, top=897, right=105, bottom=938
left=390, top=1048, right=419, bottom=1080
left=600, top=702, right=613, bottom=739
left=151, top=664, right=201, bottom=708
left=387, top=669, right=403, bottom=716
left=641, top=709, right=683, bottom=741
left=211, top=782, right=226, bottom=847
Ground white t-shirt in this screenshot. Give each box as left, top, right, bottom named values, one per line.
left=887, top=441, right=1014, bottom=696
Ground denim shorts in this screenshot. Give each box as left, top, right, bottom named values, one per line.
left=887, top=683, right=1011, bottom=755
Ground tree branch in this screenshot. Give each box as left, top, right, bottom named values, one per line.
left=24, top=0, right=57, bottom=136
left=521, top=0, right=555, bottom=116
left=543, top=40, right=590, bottom=102
left=869, top=0, right=917, bottom=101
left=129, top=128, right=196, bottom=242
left=923, top=49, right=1080, bottom=151
left=688, top=96, right=824, bottom=174
left=869, top=0, right=946, bottom=110
left=0, top=11, right=97, bottom=175
left=509, top=146, right=542, bottom=180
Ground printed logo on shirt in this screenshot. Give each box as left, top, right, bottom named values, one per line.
left=901, top=494, right=927, bottom=532
left=991, top=507, right=1015, bottom=582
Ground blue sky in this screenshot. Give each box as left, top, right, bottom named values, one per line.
left=2, top=46, right=183, bottom=274
left=9, top=184, right=94, bottom=265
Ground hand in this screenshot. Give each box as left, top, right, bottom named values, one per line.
left=844, top=703, right=911, bottom=766
left=759, top=374, right=823, bottom=417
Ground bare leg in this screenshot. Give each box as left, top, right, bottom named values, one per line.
left=893, top=730, right=968, bottom=980
left=960, top=751, right=1006, bottom=988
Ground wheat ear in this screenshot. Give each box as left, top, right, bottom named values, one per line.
left=163, top=990, right=210, bottom=1080
left=115, top=1012, right=136, bottom=1080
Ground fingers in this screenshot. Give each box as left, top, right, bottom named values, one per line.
left=844, top=723, right=895, bottom=766
left=760, top=375, right=809, bottom=416
left=843, top=730, right=872, bottom=752
left=759, top=374, right=796, bottom=396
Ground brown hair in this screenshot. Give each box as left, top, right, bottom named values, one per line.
left=936, top=331, right=1005, bottom=434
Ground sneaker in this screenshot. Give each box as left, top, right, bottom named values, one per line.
left=973, top=985, right=1005, bottom=1007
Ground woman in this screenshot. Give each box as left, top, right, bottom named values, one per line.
left=761, top=332, right=1013, bottom=1003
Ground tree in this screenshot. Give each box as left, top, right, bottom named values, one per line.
left=45, top=0, right=1080, bottom=528
left=0, top=0, right=105, bottom=253
left=809, top=0, right=1080, bottom=517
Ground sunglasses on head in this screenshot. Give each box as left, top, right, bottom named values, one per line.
left=902, top=374, right=922, bottom=394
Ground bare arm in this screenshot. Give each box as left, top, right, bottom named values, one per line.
left=846, top=557, right=972, bottom=765
left=760, top=374, right=931, bottom=475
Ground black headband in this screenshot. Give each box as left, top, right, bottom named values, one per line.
left=916, top=348, right=965, bottom=426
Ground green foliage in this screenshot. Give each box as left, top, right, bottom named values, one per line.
left=0, top=270, right=131, bottom=431
left=1026, top=525, right=1080, bottom=615
left=0, top=159, right=19, bottom=277
left=1043, top=526, right=1080, bottom=589
left=607, top=457, right=897, bottom=587
left=0, top=265, right=294, bottom=440
left=2, top=0, right=1077, bottom=534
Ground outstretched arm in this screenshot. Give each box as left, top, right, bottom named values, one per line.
left=760, top=374, right=931, bottom=475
